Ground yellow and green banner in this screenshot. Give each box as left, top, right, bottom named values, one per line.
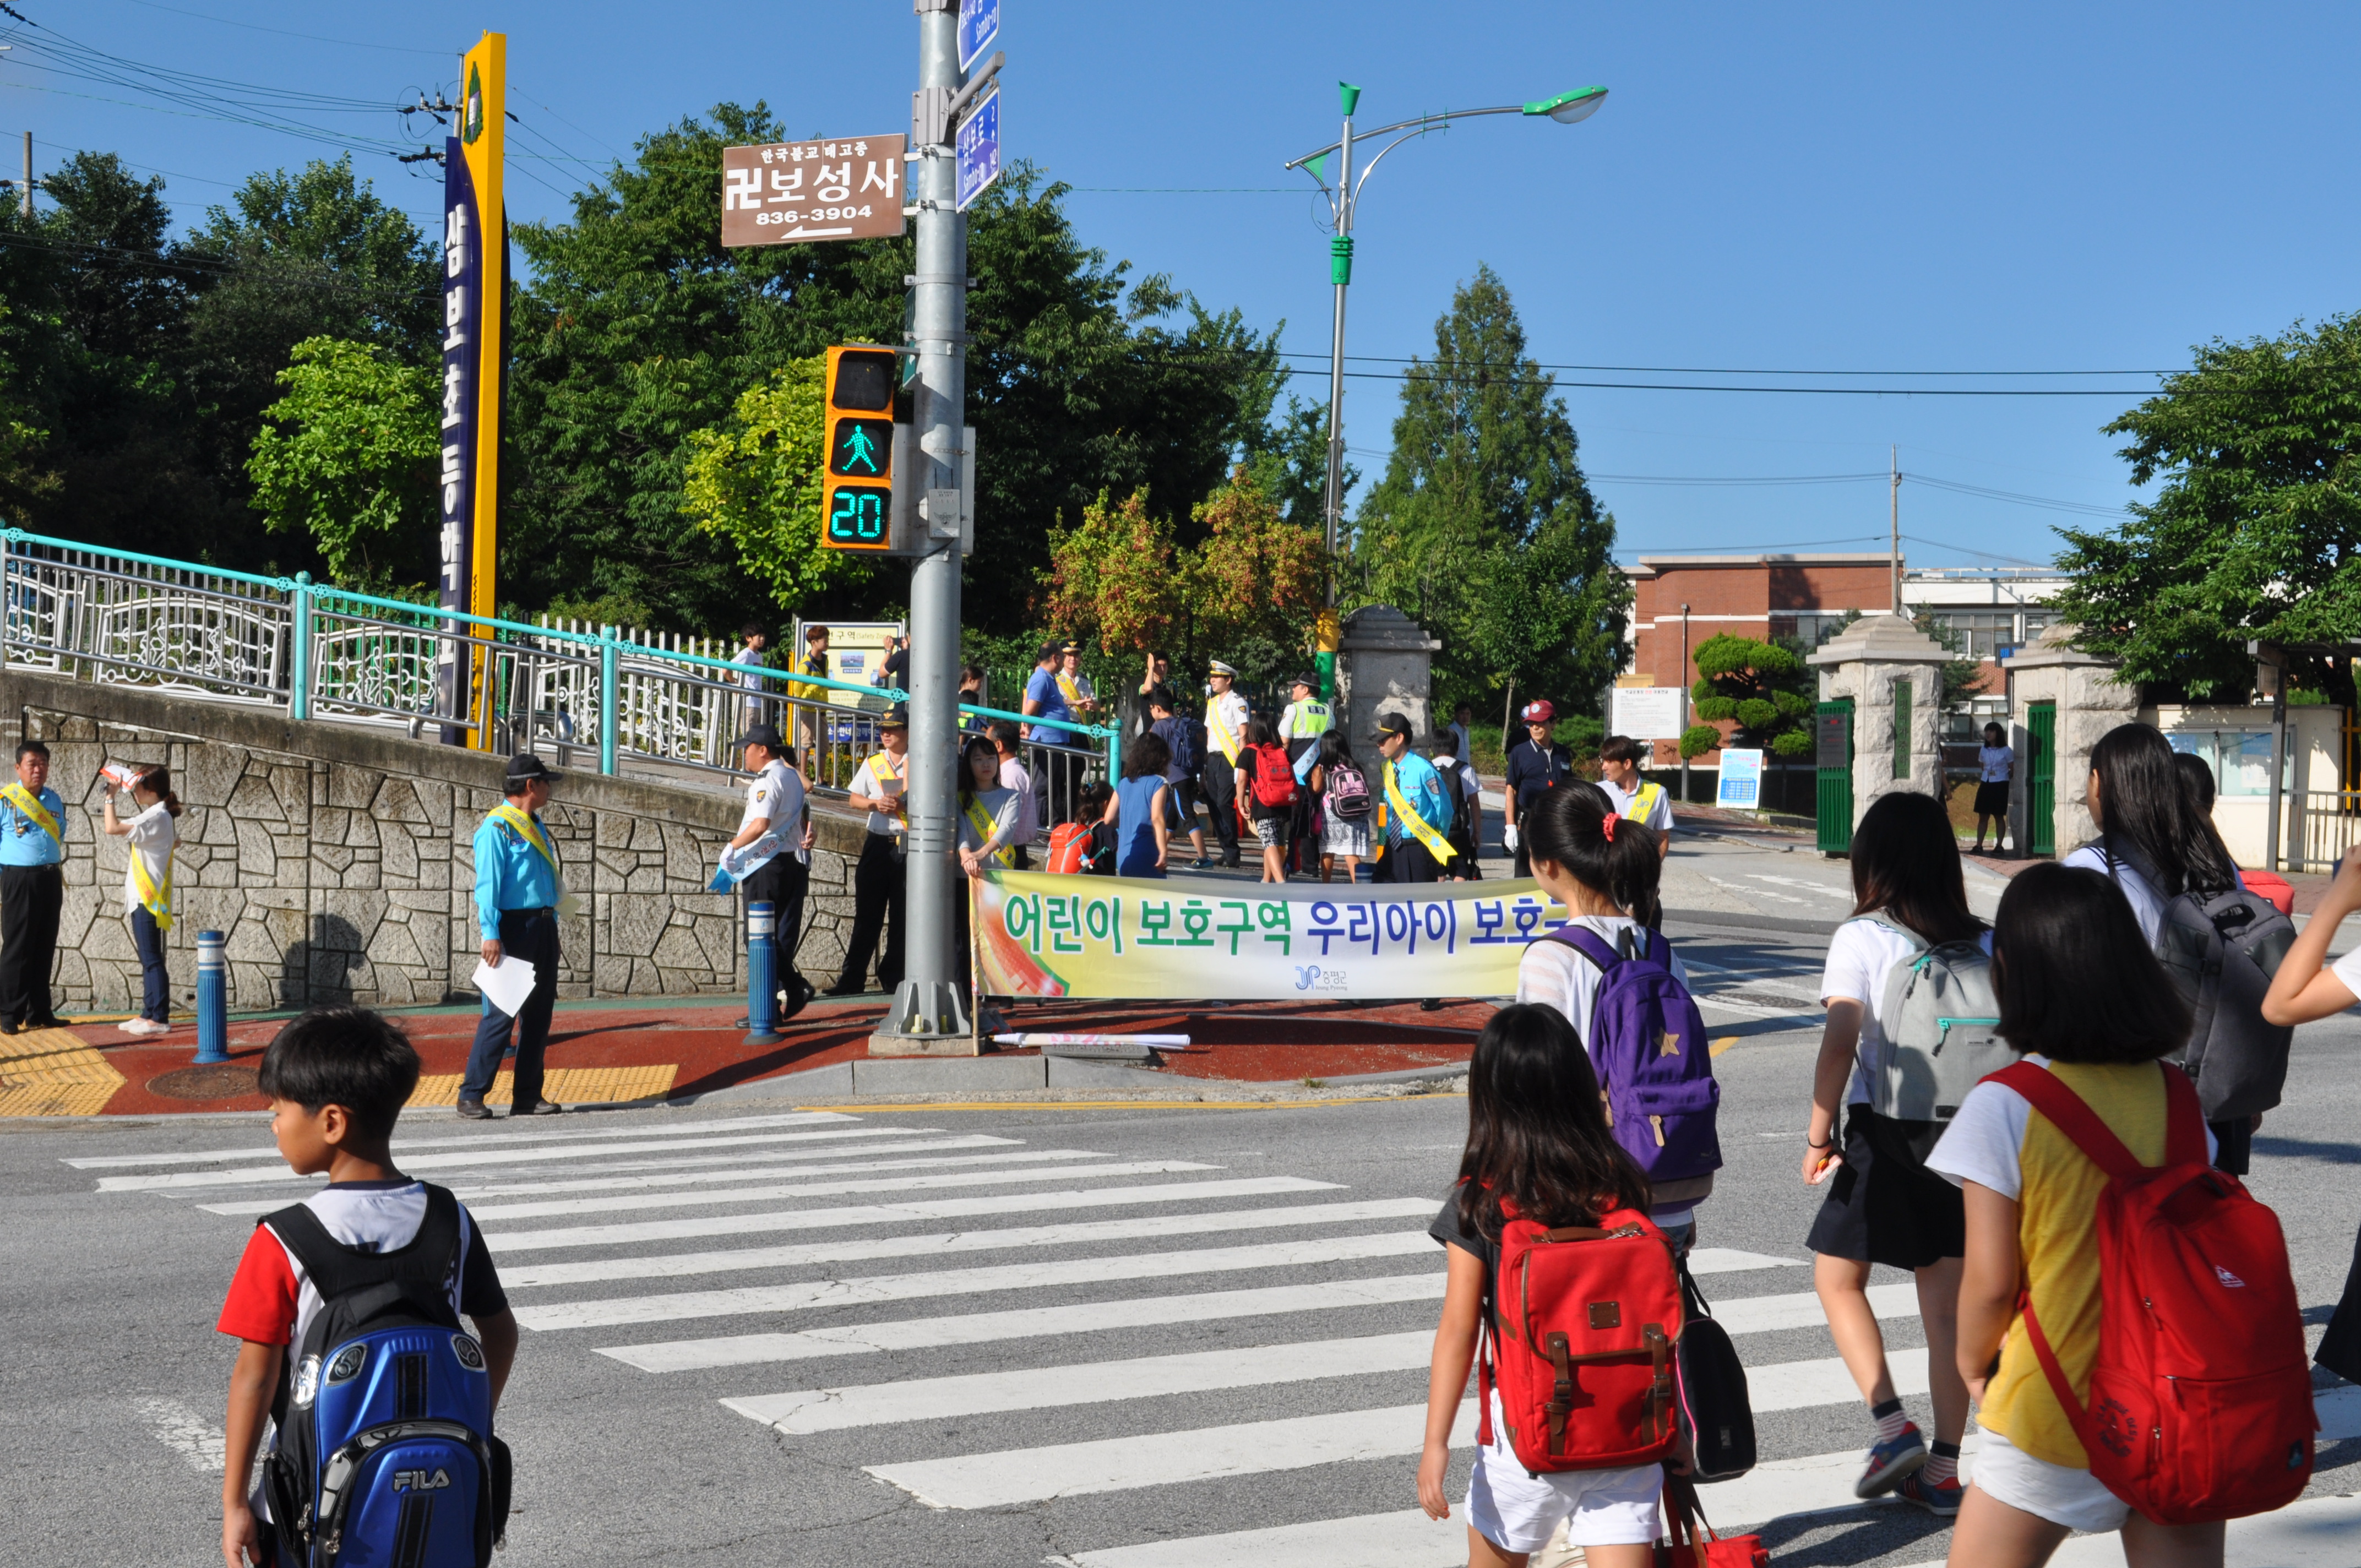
left=972, top=869, right=1568, bottom=1000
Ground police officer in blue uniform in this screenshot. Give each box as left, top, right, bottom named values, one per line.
left=460, top=754, right=567, bottom=1119
left=0, top=739, right=67, bottom=1032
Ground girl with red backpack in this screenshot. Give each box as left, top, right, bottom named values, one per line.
left=1419, top=1003, right=1693, bottom=1567
left=1233, top=719, right=1297, bottom=884
left=1932, top=863, right=2302, bottom=1566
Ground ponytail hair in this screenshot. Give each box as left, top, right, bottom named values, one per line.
left=1525, top=778, right=1660, bottom=917
left=134, top=764, right=184, bottom=819
left=1455, top=1003, right=1651, bottom=1240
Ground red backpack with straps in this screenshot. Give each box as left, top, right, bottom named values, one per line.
left=1478, top=1196, right=1684, bottom=1474
left=1989, top=1061, right=2314, bottom=1525
left=1042, top=821, right=1091, bottom=875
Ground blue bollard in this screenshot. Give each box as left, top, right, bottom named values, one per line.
left=745, top=901, right=780, bottom=1044
left=193, top=929, right=229, bottom=1064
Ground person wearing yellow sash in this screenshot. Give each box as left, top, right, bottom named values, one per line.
left=1372, top=713, right=1455, bottom=884
left=828, top=706, right=909, bottom=997
left=1054, top=641, right=1100, bottom=723
left=101, top=761, right=183, bottom=1037
left=1199, top=660, right=1250, bottom=869
left=460, top=754, right=568, bottom=1120
left=0, top=740, right=67, bottom=1033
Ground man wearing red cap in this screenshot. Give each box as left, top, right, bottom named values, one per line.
left=1501, top=699, right=1575, bottom=880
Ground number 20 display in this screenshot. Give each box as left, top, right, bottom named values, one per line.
left=820, top=346, right=899, bottom=553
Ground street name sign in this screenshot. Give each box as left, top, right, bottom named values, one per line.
left=955, top=89, right=1000, bottom=211
left=958, top=0, right=1000, bottom=74
left=721, top=135, right=906, bottom=248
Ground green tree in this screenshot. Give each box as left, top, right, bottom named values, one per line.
left=2053, top=315, right=2361, bottom=704
left=244, top=337, right=438, bottom=588
left=1687, top=634, right=1815, bottom=758
left=678, top=356, right=875, bottom=613
left=1036, top=488, right=1186, bottom=655
left=1350, top=264, right=1623, bottom=710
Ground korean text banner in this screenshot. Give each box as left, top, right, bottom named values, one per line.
left=972, top=870, right=1569, bottom=1000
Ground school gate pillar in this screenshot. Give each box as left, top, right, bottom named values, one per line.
left=1335, top=605, right=1443, bottom=747
left=1805, top=614, right=1950, bottom=834
left=2001, top=624, right=2134, bottom=858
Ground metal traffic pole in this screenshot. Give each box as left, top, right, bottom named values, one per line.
left=872, top=0, right=971, bottom=1050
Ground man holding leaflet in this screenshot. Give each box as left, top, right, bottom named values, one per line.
left=461, top=754, right=567, bottom=1120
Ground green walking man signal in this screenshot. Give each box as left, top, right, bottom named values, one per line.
left=821, top=346, right=899, bottom=551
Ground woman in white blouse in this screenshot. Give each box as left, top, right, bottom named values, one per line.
left=101, top=764, right=183, bottom=1036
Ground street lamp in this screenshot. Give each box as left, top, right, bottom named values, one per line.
left=1285, top=81, right=1609, bottom=673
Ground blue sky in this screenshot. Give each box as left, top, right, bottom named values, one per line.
left=13, top=2, right=2360, bottom=570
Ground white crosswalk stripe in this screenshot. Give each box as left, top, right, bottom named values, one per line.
left=85, top=1108, right=2349, bottom=1566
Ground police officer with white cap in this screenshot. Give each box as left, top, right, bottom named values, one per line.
left=1200, top=660, right=1250, bottom=869
left=460, top=754, right=568, bottom=1119
left=731, top=722, right=817, bottom=1022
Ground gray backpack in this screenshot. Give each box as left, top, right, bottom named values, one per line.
left=2099, top=840, right=2296, bottom=1121
left=1860, top=914, right=2010, bottom=1130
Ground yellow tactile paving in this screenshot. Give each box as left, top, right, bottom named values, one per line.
left=0, top=1026, right=127, bottom=1117
left=407, top=1064, right=678, bottom=1108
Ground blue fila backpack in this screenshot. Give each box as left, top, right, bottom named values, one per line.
left=260, top=1186, right=509, bottom=1568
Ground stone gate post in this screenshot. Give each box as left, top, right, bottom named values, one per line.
left=1806, top=615, right=1952, bottom=830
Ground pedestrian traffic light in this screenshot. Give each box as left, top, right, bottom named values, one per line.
left=821, top=346, right=899, bottom=551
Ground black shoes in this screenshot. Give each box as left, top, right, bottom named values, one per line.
left=455, top=1099, right=493, bottom=1120
left=1419, top=998, right=1446, bottom=1012
left=513, top=1099, right=564, bottom=1117
left=779, top=972, right=818, bottom=1022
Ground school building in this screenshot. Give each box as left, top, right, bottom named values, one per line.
left=1618, top=553, right=2069, bottom=770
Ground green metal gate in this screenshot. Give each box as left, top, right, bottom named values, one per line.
left=2027, top=701, right=2057, bottom=857
left=1816, top=699, right=1854, bottom=855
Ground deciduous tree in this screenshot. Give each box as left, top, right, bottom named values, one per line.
left=244, top=337, right=437, bottom=588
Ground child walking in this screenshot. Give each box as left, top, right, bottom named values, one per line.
left=1929, top=863, right=2222, bottom=1567
left=217, top=1007, right=518, bottom=1568
left=1803, top=791, right=1979, bottom=1513
left=1973, top=722, right=2011, bottom=852
left=1419, top=1003, right=1682, bottom=1567
left=1516, top=780, right=1713, bottom=1249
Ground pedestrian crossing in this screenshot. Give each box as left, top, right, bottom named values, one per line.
left=84, top=1107, right=2359, bottom=1566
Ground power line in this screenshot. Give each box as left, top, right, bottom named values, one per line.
left=97, top=0, right=448, bottom=57
left=1276, top=350, right=2173, bottom=378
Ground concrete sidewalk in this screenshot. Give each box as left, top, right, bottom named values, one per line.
left=0, top=992, right=1495, bottom=1118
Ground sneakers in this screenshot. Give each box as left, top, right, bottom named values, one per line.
left=116, top=1017, right=169, bottom=1037
left=512, top=1099, right=565, bottom=1117
left=1854, top=1423, right=1929, bottom=1499
left=454, top=1099, right=493, bottom=1120
left=1893, top=1469, right=1963, bottom=1516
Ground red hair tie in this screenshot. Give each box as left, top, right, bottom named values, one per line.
left=1601, top=814, right=1617, bottom=841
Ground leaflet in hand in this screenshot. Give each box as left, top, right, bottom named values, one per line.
left=472, top=956, right=536, bottom=1017
left=709, top=831, right=785, bottom=892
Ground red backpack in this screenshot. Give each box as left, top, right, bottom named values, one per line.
left=1992, top=1061, right=2314, bottom=1525
left=1245, top=745, right=1297, bottom=810
left=1477, top=1196, right=1683, bottom=1473
left=1042, top=821, right=1091, bottom=875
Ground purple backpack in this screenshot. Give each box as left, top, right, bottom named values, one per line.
left=1546, top=926, right=1723, bottom=1184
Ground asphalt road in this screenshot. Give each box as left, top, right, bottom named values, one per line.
left=8, top=859, right=2361, bottom=1566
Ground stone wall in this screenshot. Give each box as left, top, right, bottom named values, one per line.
left=1336, top=604, right=1443, bottom=747
left=1808, top=614, right=1952, bottom=830
left=2001, top=627, right=2139, bottom=854
left=0, top=669, right=866, bottom=1015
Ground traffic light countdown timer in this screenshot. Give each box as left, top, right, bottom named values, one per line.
left=822, top=346, right=900, bottom=550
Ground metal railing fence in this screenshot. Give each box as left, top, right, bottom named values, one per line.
left=0, top=527, right=1121, bottom=804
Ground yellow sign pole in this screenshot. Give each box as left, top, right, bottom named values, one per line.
left=460, top=32, right=505, bottom=748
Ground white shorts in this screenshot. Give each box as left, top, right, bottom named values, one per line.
left=1971, top=1428, right=2131, bottom=1533
left=1465, top=1394, right=1664, bottom=1553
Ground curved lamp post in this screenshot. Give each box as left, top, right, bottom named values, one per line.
left=1286, top=83, right=1608, bottom=654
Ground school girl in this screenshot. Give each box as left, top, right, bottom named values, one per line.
left=2060, top=722, right=2253, bottom=1170
left=1929, top=862, right=2222, bottom=1568
left=1516, top=780, right=1709, bottom=1249
left=1418, top=1003, right=1683, bottom=1567
left=2260, top=845, right=2361, bottom=1387
left=101, top=763, right=182, bottom=1036
left=1101, top=732, right=1173, bottom=878
left=1802, top=790, right=1978, bottom=1513
left=1973, top=722, right=2011, bottom=852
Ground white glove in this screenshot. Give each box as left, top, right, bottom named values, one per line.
left=1502, top=823, right=1519, bottom=854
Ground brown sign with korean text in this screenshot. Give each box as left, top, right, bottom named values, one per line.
left=721, top=135, right=907, bottom=247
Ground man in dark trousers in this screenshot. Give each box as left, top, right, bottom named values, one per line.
left=828, top=706, right=908, bottom=995
left=731, top=723, right=817, bottom=1023
left=0, top=740, right=66, bottom=1032
left=461, top=754, right=568, bottom=1119
left=1502, top=699, right=1576, bottom=880
left=1199, top=660, right=1249, bottom=868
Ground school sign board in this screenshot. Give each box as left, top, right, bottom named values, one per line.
left=721, top=135, right=907, bottom=247
left=1716, top=748, right=1765, bottom=810
left=972, top=870, right=1568, bottom=1000
left=1610, top=685, right=1685, bottom=741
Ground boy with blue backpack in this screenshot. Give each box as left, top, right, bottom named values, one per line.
left=217, top=1008, right=516, bottom=1568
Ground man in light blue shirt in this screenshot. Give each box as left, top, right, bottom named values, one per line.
left=461, top=754, right=567, bottom=1119
left=0, top=739, right=66, bottom=1032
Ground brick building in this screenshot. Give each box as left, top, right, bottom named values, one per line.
left=1618, top=554, right=2067, bottom=768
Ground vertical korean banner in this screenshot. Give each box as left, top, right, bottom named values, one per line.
left=436, top=32, right=506, bottom=748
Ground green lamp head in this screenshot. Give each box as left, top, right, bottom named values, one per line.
left=1525, top=85, right=1608, bottom=124
left=1339, top=81, right=1362, bottom=117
